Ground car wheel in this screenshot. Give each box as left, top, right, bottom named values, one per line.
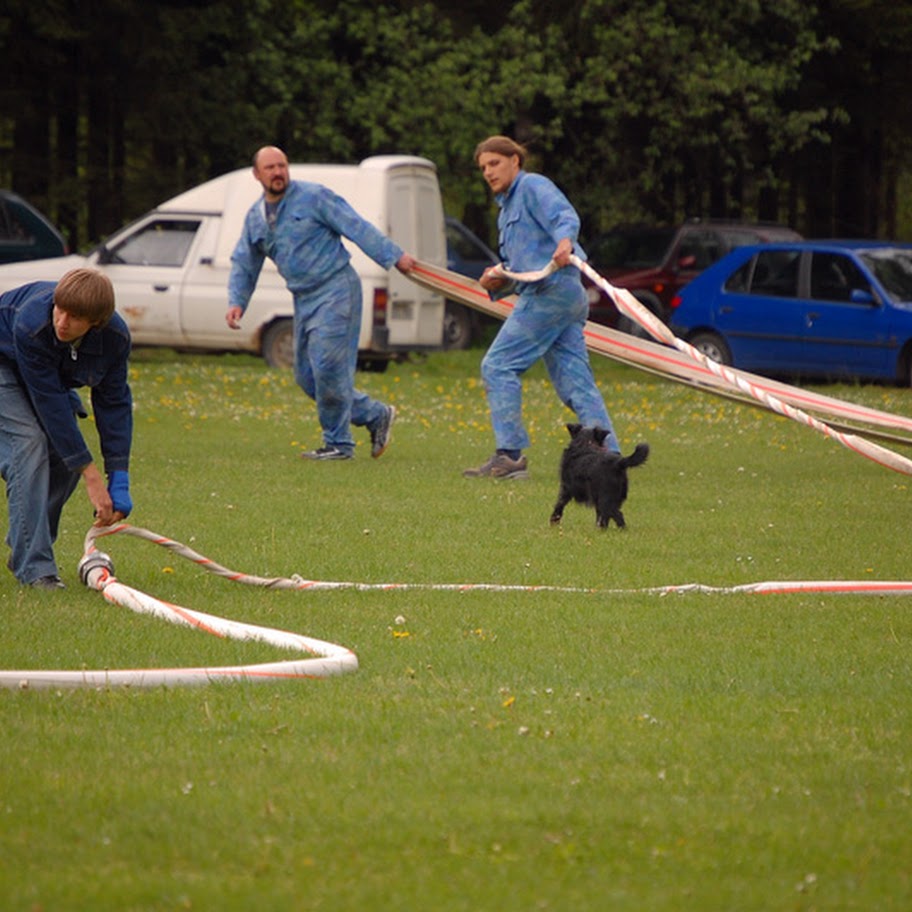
left=261, top=318, right=294, bottom=369
left=617, top=314, right=657, bottom=340
left=690, top=331, right=732, bottom=365
left=442, top=301, right=476, bottom=350
left=616, top=293, right=665, bottom=339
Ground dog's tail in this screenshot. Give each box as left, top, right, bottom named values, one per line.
left=620, top=443, right=649, bottom=469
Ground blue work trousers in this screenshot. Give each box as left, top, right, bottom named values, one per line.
left=293, top=266, right=386, bottom=454
left=480, top=284, right=618, bottom=453
left=0, top=361, right=80, bottom=584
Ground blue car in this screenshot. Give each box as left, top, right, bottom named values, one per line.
left=668, top=240, right=912, bottom=383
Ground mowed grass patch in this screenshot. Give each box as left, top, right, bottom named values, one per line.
left=0, top=348, right=910, bottom=911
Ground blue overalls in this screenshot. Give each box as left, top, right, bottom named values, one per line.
left=482, top=171, right=618, bottom=453
left=229, top=181, right=402, bottom=454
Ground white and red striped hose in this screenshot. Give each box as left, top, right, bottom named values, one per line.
left=3, top=521, right=911, bottom=691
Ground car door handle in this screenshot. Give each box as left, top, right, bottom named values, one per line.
left=720, top=305, right=733, bottom=314
left=153, top=284, right=169, bottom=292
left=807, top=311, right=819, bottom=326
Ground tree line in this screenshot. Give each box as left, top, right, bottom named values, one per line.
left=1, top=0, right=910, bottom=252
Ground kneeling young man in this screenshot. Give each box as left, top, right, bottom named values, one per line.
left=0, top=268, right=134, bottom=589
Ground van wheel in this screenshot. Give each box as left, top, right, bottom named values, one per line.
left=443, top=301, right=476, bottom=349
left=261, top=319, right=294, bottom=369
left=357, top=357, right=390, bottom=373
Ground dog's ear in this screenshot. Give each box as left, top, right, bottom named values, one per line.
left=593, top=427, right=609, bottom=445
left=566, top=423, right=582, bottom=438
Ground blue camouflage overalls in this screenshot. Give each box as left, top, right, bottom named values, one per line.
left=229, top=181, right=402, bottom=454
left=482, top=170, right=619, bottom=453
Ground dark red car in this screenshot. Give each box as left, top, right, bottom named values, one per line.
left=583, top=219, right=802, bottom=336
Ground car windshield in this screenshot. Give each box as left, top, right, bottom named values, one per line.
left=589, top=227, right=676, bottom=269
left=106, top=219, right=200, bottom=267
left=858, top=248, right=912, bottom=302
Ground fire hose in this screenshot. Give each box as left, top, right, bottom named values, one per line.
left=5, top=257, right=912, bottom=689
left=407, top=261, right=912, bottom=443
left=0, top=524, right=358, bottom=690
left=3, top=520, right=912, bottom=691
left=486, top=257, right=912, bottom=476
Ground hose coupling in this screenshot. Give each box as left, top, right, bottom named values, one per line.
left=78, top=551, right=116, bottom=588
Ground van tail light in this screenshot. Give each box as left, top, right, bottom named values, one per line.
left=670, top=294, right=683, bottom=310
left=373, top=288, right=388, bottom=325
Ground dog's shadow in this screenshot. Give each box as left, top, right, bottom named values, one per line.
left=550, top=424, right=649, bottom=530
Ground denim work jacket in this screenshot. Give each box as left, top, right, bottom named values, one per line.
left=0, top=281, right=133, bottom=473
left=495, top=170, right=587, bottom=297
left=228, top=180, right=404, bottom=310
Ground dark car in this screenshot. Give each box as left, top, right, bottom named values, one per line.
left=584, top=219, right=802, bottom=335
left=668, top=240, right=912, bottom=383
left=443, top=215, right=499, bottom=349
left=0, top=190, right=68, bottom=263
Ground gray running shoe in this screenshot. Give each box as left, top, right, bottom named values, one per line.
left=370, top=405, right=396, bottom=459
left=462, top=453, right=529, bottom=479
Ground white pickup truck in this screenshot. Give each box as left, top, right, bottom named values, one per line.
left=0, top=156, right=447, bottom=369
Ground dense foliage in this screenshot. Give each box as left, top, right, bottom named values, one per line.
left=1, top=0, right=910, bottom=249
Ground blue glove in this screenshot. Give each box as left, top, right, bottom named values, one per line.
left=108, top=470, right=133, bottom=517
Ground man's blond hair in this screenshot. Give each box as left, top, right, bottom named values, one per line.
left=474, top=135, right=527, bottom=167
left=53, top=268, right=116, bottom=326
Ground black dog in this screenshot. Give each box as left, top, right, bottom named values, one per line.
left=550, top=424, right=649, bottom=530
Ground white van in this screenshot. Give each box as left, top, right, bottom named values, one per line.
left=0, top=156, right=447, bottom=369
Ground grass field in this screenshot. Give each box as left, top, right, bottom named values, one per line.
left=1, top=346, right=911, bottom=911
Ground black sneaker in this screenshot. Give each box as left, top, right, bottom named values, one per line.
left=369, top=405, right=396, bottom=459
left=30, top=575, right=66, bottom=590
left=301, top=445, right=352, bottom=461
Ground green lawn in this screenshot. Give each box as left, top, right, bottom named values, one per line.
left=1, top=348, right=910, bottom=911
